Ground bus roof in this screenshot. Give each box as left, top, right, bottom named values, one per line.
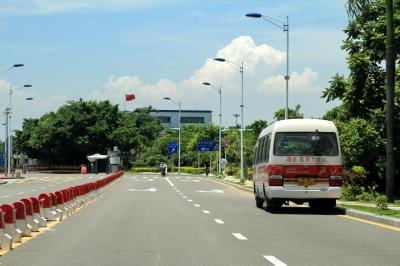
left=259, top=119, right=338, bottom=138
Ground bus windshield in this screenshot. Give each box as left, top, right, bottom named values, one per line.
left=273, top=132, right=339, bottom=156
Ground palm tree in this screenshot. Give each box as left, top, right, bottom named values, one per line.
left=346, top=0, right=396, bottom=202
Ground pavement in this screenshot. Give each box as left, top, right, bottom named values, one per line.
left=0, top=172, right=399, bottom=265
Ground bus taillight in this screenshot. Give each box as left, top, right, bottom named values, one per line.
left=269, top=175, right=283, bottom=186
left=329, top=176, right=343, bottom=187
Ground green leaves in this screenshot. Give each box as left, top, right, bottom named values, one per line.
left=14, top=101, right=162, bottom=165
left=273, top=104, right=304, bottom=121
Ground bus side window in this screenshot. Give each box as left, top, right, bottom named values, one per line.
left=253, top=140, right=259, bottom=165
left=265, top=134, right=271, bottom=163
left=257, top=137, right=265, bottom=164
left=260, top=136, right=267, bottom=162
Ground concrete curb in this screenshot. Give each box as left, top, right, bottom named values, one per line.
left=334, top=207, right=400, bottom=227
left=208, top=176, right=400, bottom=228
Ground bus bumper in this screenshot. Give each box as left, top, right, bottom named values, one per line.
left=266, top=187, right=341, bottom=199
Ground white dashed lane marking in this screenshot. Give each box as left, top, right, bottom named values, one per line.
left=214, top=219, right=225, bottom=224
left=263, top=256, right=287, bottom=266
left=202, top=210, right=210, bottom=214
left=18, top=192, right=24, bottom=195
left=194, top=204, right=200, bottom=207
left=165, top=177, right=175, bottom=187
left=187, top=199, right=193, bottom=202
left=232, top=233, right=247, bottom=240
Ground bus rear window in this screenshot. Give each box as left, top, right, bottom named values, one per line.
left=273, top=132, right=339, bottom=156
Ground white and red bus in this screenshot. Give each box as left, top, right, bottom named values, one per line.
left=252, top=119, right=343, bottom=211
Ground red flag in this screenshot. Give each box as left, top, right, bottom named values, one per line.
left=125, top=94, right=135, bottom=101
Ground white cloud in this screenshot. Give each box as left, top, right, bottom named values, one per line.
left=89, top=76, right=179, bottom=107
left=180, top=35, right=285, bottom=95
left=86, top=36, right=322, bottom=111
left=0, top=79, right=10, bottom=94
left=257, top=68, right=320, bottom=95
left=83, top=35, right=324, bottom=125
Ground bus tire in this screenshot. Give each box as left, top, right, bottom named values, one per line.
left=255, top=196, right=264, bottom=208
left=265, top=199, right=282, bottom=213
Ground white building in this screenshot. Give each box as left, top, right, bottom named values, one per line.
left=150, top=109, right=212, bottom=129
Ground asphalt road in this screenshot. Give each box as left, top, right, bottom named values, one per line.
left=0, top=172, right=399, bottom=266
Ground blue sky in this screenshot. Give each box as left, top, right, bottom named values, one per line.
left=0, top=0, right=350, bottom=139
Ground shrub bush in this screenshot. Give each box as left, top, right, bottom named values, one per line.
left=131, top=167, right=158, bottom=173
left=341, top=184, right=364, bottom=201
left=343, top=165, right=369, bottom=187
left=179, top=167, right=205, bottom=175
left=375, top=195, right=388, bottom=210
left=225, top=165, right=239, bottom=176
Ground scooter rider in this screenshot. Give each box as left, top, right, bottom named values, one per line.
left=160, top=162, right=167, bottom=177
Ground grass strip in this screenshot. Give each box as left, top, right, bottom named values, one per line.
left=339, top=204, right=400, bottom=218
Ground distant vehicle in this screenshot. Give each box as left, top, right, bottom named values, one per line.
left=252, top=119, right=343, bottom=212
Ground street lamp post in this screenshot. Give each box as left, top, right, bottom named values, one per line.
left=3, top=109, right=10, bottom=175
left=214, top=58, right=245, bottom=182
left=233, top=113, right=240, bottom=127
left=164, top=97, right=181, bottom=174
left=8, top=84, right=32, bottom=176
left=202, top=82, right=222, bottom=175
left=246, top=12, right=289, bottom=120
left=0, top=63, right=24, bottom=176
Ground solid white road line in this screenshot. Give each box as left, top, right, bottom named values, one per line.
left=165, top=177, right=175, bottom=187
left=263, top=256, right=287, bottom=266
left=202, top=210, right=210, bottom=214
left=194, top=204, right=200, bottom=207
left=214, top=219, right=225, bottom=224
left=232, top=233, right=247, bottom=240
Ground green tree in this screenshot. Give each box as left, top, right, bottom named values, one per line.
left=273, top=104, right=304, bottom=121
left=14, top=100, right=161, bottom=165
left=335, top=119, right=385, bottom=180
left=247, top=119, right=268, bottom=137
left=346, top=0, right=397, bottom=200
left=323, top=0, right=399, bottom=199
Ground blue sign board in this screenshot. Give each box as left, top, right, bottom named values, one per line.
left=197, top=140, right=218, bottom=152
left=168, top=141, right=178, bottom=154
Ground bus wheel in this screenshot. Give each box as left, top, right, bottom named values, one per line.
left=255, top=196, right=264, bottom=208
